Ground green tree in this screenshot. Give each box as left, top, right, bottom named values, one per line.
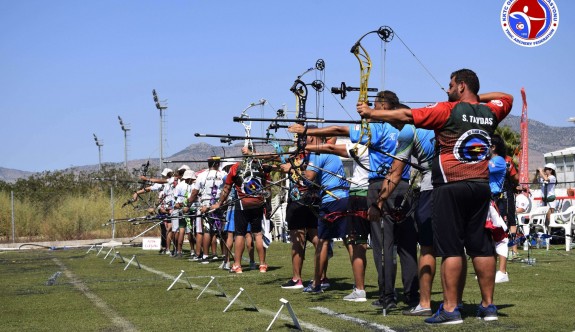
left=495, top=125, right=521, bottom=160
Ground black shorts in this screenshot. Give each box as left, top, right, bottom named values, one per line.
left=233, top=204, right=264, bottom=236
left=415, top=190, right=433, bottom=247
left=495, top=192, right=517, bottom=227
left=345, top=194, right=370, bottom=245
left=432, top=181, right=494, bottom=257
left=286, top=201, right=318, bottom=230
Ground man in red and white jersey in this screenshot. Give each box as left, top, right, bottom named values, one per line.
left=358, top=69, right=513, bottom=324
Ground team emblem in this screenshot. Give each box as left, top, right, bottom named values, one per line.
left=453, top=129, right=491, bottom=163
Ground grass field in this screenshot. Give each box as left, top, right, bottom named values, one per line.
left=1, top=241, right=574, bottom=332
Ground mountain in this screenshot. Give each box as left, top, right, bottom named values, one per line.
left=0, top=167, right=35, bottom=183
left=1, top=115, right=573, bottom=182
left=499, top=114, right=575, bottom=173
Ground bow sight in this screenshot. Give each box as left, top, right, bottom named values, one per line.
left=331, top=81, right=378, bottom=101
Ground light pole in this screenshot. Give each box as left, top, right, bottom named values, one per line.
left=93, top=133, right=103, bottom=170
left=152, top=89, right=168, bottom=170
left=118, top=116, right=130, bottom=170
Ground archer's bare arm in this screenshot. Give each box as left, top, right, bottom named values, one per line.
left=478, top=92, right=514, bottom=104
left=305, top=143, right=348, bottom=158
left=357, top=103, right=414, bottom=127
left=288, top=123, right=349, bottom=137
left=376, top=159, right=406, bottom=210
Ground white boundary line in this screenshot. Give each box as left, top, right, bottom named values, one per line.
left=310, top=306, right=396, bottom=332
left=53, top=258, right=138, bottom=332
left=134, top=261, right=331, bottom=332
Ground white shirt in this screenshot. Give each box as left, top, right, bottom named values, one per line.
left=345, top=142, right=369, bottom=191
left=515, top=193, right=531, bottom=213
left=174, top=181, right=192, bottom=206
left=192, top=169, right=227, bottom=205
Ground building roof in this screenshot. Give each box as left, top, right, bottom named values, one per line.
left=544, top=147, right=575, bottom=158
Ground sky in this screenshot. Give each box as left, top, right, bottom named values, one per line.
left=1, top=1, right=573, bottom=172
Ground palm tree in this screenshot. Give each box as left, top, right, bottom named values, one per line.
left=495, top=125, right=521, bottom=161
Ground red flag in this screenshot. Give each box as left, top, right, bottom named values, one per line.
left=519, top=88, right=529, bottom=187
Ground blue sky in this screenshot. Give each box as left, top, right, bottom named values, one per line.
left=1, top=1, right=573, bottom=172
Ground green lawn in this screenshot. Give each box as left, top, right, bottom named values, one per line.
left=1, top=241, right=574, bottom=331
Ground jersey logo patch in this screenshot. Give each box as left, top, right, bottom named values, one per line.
left=453, top=129, right=491, bottom=163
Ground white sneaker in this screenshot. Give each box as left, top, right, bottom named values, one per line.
left=495, top=271, right=509, bottom=283
left=219, top=261, right=230, bottom=270
left=343, top=288, right=367, bottom=302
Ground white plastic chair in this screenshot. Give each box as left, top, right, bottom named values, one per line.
left=547, top=205, right=575, bottom=251
left=519, top=205, right=549, bottom=247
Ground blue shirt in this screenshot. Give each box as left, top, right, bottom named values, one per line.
left=349, top=122, right=410, bottom=180
left=307, top=153, right=349, bottom=204
left=488, top=155, right=506, bottom=194
left=395, top=124, right=435, bottom=191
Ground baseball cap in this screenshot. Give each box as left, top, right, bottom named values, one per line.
left=182, top=169, right=196, bottom=180
left=161, top=168, right=173, bottom=176
left=544, top=163, right=556, bottom=171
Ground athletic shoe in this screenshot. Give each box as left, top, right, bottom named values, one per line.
left=476, top=303, right=498, bottom=321
left=303, top=283, right=323, bottom=294
left=495, top=271, right=509, bottom=283
left=229, top=265, right=243, bottom=274
left=383, top=299, right=397, bottom=310
left=343, top=289, right=367, bottom=302
left=424, top=304, right=463, bottom=325
left=211, top=254, right=219, bottom=261
left=402, top=304, right=433, bottom=316
left=281, top=279, right=304, bottom=289
left=371, top=299, right=384, bottom=308
left=219, top=261, right=230, bottom=270
left=320, top=277, right=331, bottom=290
left=200, top=256, right=210, bottom=264
left=158, top=248, right=166, bottom=255
left=259, top=264, right=268, bottom=273
left=249, top=261, right=257, bottom=270
left=189, top=254, right=200, bottom=262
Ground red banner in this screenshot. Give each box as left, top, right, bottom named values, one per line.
left=519, top=88, right=529, bottom=187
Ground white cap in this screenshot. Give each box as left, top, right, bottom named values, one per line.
left=544, top=163, right=556, bottom=171
left=178, top=165, right=191, bottom=171
left=182, top=169, right=196, bottom=180
left=161, top=168, right=173, bottom=176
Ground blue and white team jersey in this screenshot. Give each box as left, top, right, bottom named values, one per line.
left=395, top=124, right=435, bottom=191
left=349, top=122, right=410, bottom=180
left=488, top=155, right=506, bottom=195
left=307, top=153, right=349, bottom=204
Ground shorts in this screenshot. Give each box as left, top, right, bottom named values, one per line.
left=318, top=198, right=348, bottom=240
left=415, top=190, right=433, bottom=247
left=286, top=201, right=318, bottom=230
left=495, top=192, right=517, bottom=227
left=234, top=204, right=263, bottom=236
left=432, top=181, right=494, bottom=258
left=171, top=219, right=191, bottom=233
left=224, top=207, right=251, bottom=233
left=345, top=194, right=370, bottom=245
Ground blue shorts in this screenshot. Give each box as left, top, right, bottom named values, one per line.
left=318, top=198, right=348, bottom=240
left=415, top=190, right=433, bottom=247
left=223, top=207, right=251, bottom=233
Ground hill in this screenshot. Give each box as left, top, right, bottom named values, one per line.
left=1, top=115, right=573, bottom=182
